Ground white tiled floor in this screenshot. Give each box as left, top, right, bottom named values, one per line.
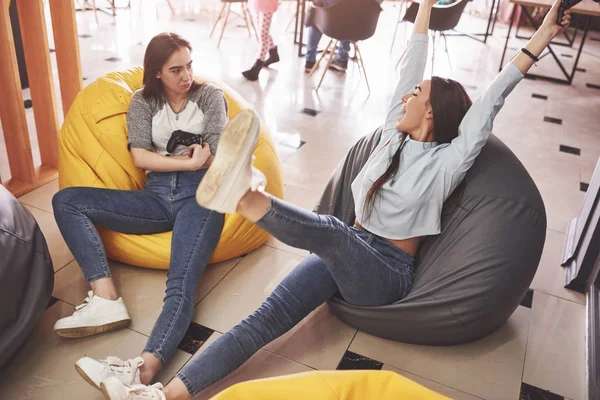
left=1, top=0, right=599, bottom=399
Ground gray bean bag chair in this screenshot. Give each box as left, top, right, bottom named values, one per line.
left=316, top=127, right=546, bottom=345
left=0, top=185, right=54, bottom=369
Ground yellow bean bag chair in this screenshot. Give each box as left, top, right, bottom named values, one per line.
left=210, top=371, right=450, bottom=400
left=57, top=67, right=284, bottom=269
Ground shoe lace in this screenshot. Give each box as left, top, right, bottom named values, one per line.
left=128, top=382, right=164, bottom=399
left=74, top=291, right=95, bottom=313
left=105, top=356, right=144, bottom=376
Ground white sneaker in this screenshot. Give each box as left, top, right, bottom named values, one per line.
left=53, top=291, right=131, bottom=338
left=75, top=356, right=143, bottom=390
left=196, top=109, right=267, bottom=214
left=100, top=377, right=166, bottom=400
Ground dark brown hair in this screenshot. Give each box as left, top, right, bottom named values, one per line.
left=142, top=32, right=200, bottom=102
left=363, top=77, right=473, bottom=219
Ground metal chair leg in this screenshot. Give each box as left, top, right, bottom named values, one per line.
left=217, top=3, right=231, bottom=48
left=310, top=38, right=334, bottom=77
left=431, top=31, right=437, bottom=75
left=241, top=2, right=252, bottom=38
left=390, top=0, right=408, bottom=55
left=210, top=3, right=226, bottom=38
left=244, top=4, right=259, bottom=42
left=442, top=32, right=452, bottom=73
left=316, top=39, right=339, bottom=92
left=354, top=42, right=371, bottom=95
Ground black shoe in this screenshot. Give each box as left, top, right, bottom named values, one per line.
left=305, top=60, right=316, bottom=73
left=263, top=47, right=280, bottom=67
left=329, top=57, right=348, bottom=72
left=242, top=59, right=265, bottom=81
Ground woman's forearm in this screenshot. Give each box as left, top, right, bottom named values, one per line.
left=130, top=148, right=194, bottom=172
left=413, top=1, right=434, bottom=35
left=511, top=27, right=555, bottom=74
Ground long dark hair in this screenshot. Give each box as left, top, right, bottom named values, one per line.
left=363, top=77, right=473, bottom=219
left=141, top=32, right=201, bottom=102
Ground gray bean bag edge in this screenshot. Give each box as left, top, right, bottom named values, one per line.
left=316, top=127, right=546, bottom=345
left=0, top=185, right=54, bottom=369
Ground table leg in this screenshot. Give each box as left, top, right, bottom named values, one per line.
left=499, top=3, right=517, bottom=72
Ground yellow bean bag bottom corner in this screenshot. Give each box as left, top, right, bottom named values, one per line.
left=210, top=370, right=451, bottom=400
left=57, top=67, right=283, bottom=269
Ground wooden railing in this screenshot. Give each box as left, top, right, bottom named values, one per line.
left=0, top=0, right=82, bottom=197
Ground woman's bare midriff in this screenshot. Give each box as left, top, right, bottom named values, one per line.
left=355, top=220, right=422, bottom=257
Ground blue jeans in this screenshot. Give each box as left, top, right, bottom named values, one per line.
left=52, top=170, right=224, bottom=364
left=176, top=196, right=414, bottom=395
left=306, top=25, right=350, bottom=63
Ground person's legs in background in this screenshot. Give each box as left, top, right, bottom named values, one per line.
left=305, top=25, right=323, bottom=71
left=330, top=40, right=351, bottom=72
left=242, top=12, right=279, bottom=81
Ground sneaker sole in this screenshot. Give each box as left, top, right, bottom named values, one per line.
left=196, top=110, right=260, bottom=209
left=100, top=380, right=119, bottom=400
left=55, top=319, right=131, bottom=338
left=329, top=65, right=347, bottom=72
left=74, top=363, right=101, bottom=390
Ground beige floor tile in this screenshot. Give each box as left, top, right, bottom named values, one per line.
left=193, top=245, right=304, bottom=332
left=264, top=236, right=310, bottom=258
left=263, top=304, right=357, bottom=370
left=24, top=205, right=74, bottom=272
left=579, top=156, right=599, bottom=185
left=18, top=179, right=59, bottom=214
left=283, top=183, right=321, bottom=211
left=530, top=230, right=586, bottom=304
left=349, top=307, right=531, bottom=400
left=155, top=349, right=192, bottom=386
left=382, top=365, right=483, bottom=400
left=183, top=332, right=313, bottom=400
left=0, top=301, right=188, bottom=400
left=53, top=257, right=242, bottom=336
left=523, top=292, right=586, bottom=400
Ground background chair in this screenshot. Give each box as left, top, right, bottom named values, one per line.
left=210, top=0, right=259, bottom=48
left=394, top=0, right=470, bottom=74
left=308, top=0, right=382, bottom=94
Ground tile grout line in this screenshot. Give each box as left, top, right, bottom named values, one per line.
left=194, top=258, right=245, bottom=307
left=22, top=203, right=54, bottom=215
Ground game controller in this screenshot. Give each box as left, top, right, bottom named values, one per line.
left=166, top=130, right=203, bottom=154
left=557, top=0, right=583, bottom=24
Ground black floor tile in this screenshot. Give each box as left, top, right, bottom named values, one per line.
left=24, top=99, right=32, bottom=109
left=587, top=83, right=600, bottom=90
left=105, top=57, right=122, bottom=62
left=300, top=108, right=320, bottom=117
left=559, top=145, right=581, bottom=156
left=79, top=34, right=92, bottom=39
left=49, top=48, right=55, bottom=53
left=531, top=93, right=548, bottom=100
left=560, top=53, right=573, bottom=58
left=336, top=351, right=383, bottom=371
left=581, top=182, right=589, bottom=192
left=575, top=67, right=586, bottom=73
left=47, top=296, right=59, bottom=310
left=543, top=116, right=562, bottom=125
left=590, top=36, right=600, bottom=42
left=519, top=382, right=564, bottom=400
left=520, top=289, right=534, bottom=308
left=177, top=322, right=214, bottom=355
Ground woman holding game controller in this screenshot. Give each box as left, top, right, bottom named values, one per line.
left=51, top=32, right=228, bottom=389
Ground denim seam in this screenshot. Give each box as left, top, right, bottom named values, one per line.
left=81, top=216, right=112, bottom=278
left=86, top=272, right=112, bottom=283
left=78, top=208, right=171, bottom=224
left=152, top=210, right=212, bottom=362
left=175, top=372, right=195, bottom=396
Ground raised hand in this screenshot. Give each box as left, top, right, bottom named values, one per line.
left=542, top=0, right=573, bottom=38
